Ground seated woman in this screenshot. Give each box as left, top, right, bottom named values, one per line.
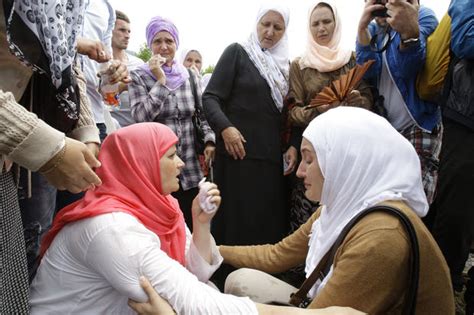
left=219, top=107, right=454, bottom=314
left=29, top=122, right=361, bottom=315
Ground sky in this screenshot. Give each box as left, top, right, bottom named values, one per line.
left=109, top=0, right=450, bottom=69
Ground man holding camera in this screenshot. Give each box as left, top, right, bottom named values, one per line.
left=356, top=0, right=440, bottom=205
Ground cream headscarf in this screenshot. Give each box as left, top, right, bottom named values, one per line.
left=303, top=107, right=428, bottom=297
left=299, top=1, right=352, bottom=72
left=241, top=3, right=290, bottom=112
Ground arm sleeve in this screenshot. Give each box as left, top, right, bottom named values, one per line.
left=0, top=90, right=64, bottom=171
left=129, top=70, right=171, bottom=122
left=85, top=222, right=257, bottom=315
left=219, top=210, right=320, bottom=274
left=356, top=23, right=383, bottom=79
left=202, top=44, right=240, bottom=135
left=449, top=0, right=474, bottom=59
left=388, top=7, right=438, bottom=80
left=309, top=228, right=410, bottom=314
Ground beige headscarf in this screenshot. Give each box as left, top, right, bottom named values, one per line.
left=299, top=1, right=352, bottom=72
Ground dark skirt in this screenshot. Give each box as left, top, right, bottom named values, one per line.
left=211, top=154, right=289, bottom=246
left=0, top=170, right=29, bottom=314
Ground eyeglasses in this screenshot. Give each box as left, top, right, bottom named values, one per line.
left=370, top=25, right=393, bottom=53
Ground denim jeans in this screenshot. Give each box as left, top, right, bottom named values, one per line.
left=18, top=170, right=56, bottom=282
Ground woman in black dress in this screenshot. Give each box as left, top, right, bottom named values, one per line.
left=203, top=5, right=292, bottom=257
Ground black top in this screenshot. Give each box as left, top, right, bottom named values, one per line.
left=202, top=43, right=284, bottom=164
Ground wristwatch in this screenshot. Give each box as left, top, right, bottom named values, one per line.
left=401, top=37, right=420, bottom=46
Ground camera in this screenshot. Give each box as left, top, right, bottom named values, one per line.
left=372, top=0, right=389, bottom=17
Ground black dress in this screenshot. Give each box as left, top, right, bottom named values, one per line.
left=203, top=43, right=288, bottom=248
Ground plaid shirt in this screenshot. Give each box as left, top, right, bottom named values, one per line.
left=129, top=68, right=215, bottom=190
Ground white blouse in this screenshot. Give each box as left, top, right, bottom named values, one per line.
left=30, top=212, right=257, bottom=315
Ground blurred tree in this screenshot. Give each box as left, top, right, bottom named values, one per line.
left=202, top=65, right=214, bottom=75
left=137, top=43, right=152, bottom=62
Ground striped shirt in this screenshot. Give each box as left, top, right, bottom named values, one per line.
left=129, top=68, right=215, bottom=190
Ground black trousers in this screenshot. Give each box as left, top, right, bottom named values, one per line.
left=172, top=186, right=198, bottom=231
left=430, top=118, right=474, bottom=293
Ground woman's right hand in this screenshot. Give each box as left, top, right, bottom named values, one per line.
left=221, top=127, right=247, bottom=160
left=148, top=55, right=166, bottom=85
left=316, top=100, right=342, bottom=114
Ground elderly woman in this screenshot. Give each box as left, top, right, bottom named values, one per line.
left=29, top=122, right=362, bottom=315
left=202, top=5, right=291, bottom=283
left=180, top=49, right=203, bottom=75
left=129, top=17, right=215, bottom=228
left=220, top=107, right=454, bottom=314
left=285, top=1, right=373, bottom=237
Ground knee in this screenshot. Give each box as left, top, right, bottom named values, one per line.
left=224, top=268, right=256, bottom=296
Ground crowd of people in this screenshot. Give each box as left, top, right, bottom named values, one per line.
left=0, top=0, right=472, bottom=314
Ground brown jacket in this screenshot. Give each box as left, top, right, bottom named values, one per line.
left=288, top=54, right=373, bottom=127
left=220, top=200, right=454, bottom=314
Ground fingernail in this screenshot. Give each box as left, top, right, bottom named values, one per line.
left=139, top=276, right=146, bottom=283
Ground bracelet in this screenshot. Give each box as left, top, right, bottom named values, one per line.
left=40, top=142, right=67, bottom=175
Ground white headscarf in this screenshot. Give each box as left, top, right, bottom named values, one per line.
left=241, top=3, right=290, bottom=112
left=303, top=107, right=428, bottom=297
left=299, top=1, right=352, bottom=72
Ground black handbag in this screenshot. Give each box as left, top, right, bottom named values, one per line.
left=289, top=205, right=420, bottom=314
left=188, top=69, right=206, bottom=155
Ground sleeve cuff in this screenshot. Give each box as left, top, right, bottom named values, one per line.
left=68, top=125, right=100, bottom=144
left=8, top=120, right=65, bottom=171
left=186, top=236, right=223, bottom=282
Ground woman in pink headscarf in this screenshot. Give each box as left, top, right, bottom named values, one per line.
left=129, top=17, right=215, bottom=230
left=285, top=1, right=374, bottom=246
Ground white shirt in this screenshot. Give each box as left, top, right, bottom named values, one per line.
left=30, top=212, right=257, bottom=315
left=378, top=52, right=414, bottom=131
left=80, top=0, right=115, bottom=123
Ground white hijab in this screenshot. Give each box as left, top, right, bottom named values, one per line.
left=241, top=4, right=290, bottom=112
left=303, top=107, right=428, bottom=297
left=299, top=1, right=352, bottom=72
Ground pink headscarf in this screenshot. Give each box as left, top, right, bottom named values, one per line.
left=40, top=123, right=187, bottom=265
left=299, top=1, right=352, bottom=72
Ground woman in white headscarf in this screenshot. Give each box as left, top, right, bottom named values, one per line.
left=202, top=3, right=292, bottom=287
left=285, top=1, right=374, bottom=251
left=220, top=107, right=454, bottom=314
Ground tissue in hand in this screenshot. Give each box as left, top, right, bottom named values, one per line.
left=198, top=178, right=217, bottom=214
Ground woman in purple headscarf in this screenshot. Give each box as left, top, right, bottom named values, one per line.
left=129, top=16, right=215, bottom=228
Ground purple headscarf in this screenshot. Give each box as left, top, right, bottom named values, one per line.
left=140, top=16, right=189, bottom=91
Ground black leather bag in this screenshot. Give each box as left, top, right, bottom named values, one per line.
left=188, top=70, right=205, bottom=155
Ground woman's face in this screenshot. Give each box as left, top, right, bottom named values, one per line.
left=183, top=51, right=202, bottom=72
left=159, top=145, right=184, bottom=195
left=296, top=138, right=324, bottom=202
left=151, top=31, right=177, bottom=65
left=257, top=10, right=286, bottom=50
left=310, top=5, right=336, bottom=46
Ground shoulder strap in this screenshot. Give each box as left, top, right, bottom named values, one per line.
left=291, top=205, right=419, bottom=314
left=187, top=69, right=201, bottom=112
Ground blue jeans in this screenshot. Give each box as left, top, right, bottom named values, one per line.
left=18, top=170, right=56, bottom=281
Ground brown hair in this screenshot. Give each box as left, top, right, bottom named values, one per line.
left=115, top=10, right=130, bottom=23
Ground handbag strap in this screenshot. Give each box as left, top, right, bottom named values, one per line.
left=187, top=69, right=201, bottom=115
left=290, top=205, right=419, bottom=314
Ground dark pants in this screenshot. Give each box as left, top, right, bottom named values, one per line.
left=97, top=122, right=107, bottom=143
left=172, top=186, right=198, bottom=231
left=430, top=119, right=474, bottom=297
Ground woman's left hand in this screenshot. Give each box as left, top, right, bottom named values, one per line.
left=191, top=183, right=221, bottom=225
left=345, top=90, right=364, bottom=107
left=203, top=144, right=215, bottom=165
left=128, top=277, right=175, bottom=315
left=283, top=146, right=298, bottom=176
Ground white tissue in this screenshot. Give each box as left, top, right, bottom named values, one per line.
left=198, top=178, right=217, bottom=214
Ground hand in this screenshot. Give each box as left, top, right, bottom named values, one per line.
left=203, top=144, right=215, bottom=165
left=316, top=100, right=342, bottom=114
left=345, top=90, right=364, bottom=107
left=40, top=138, right=102, bottom=193
left=148, top=55, right=166, bottom=85
left=386, top=0, right=420, bottom=40
left=85, top=142, right=100, bottom=158
left=358, top=0, right=385, bottom=31
left=221, top=127, right=246, bottom=160
left=100, top=60, right=131, bottom=85
left=283, top=146, right=298, bottom=176
left=191, top=183, right=221, bottom=224
left=76, top=38, right=111, bottom=63
left=128, top=277, right=175, bottom=315
left=189, top=65, right=201, bottom=78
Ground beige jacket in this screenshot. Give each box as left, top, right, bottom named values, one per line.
left=220, top=200, right=454, bottom=314
left=0, top=0, right=98, bottom=172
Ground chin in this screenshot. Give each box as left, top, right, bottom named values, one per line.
left=304, top=191, right=318, bottom=203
